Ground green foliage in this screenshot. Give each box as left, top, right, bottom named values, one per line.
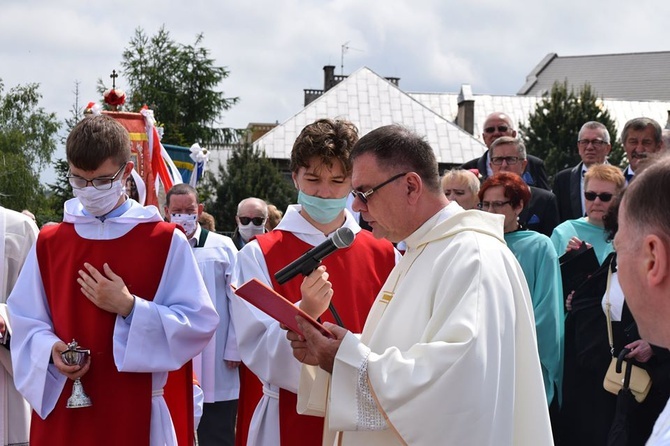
left=206, top=145, right=296, bottom=232
left=45, top=159, right=74, bottom=222
left=0, top=80, right=60, bottom=214
left=117, top=26, right=240, bottom=146
left=520, top=80, right=623, bottom=179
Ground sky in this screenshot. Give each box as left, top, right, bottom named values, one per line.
left=2, top=0, right=670, bottom=184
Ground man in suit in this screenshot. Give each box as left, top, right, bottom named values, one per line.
left=553, top=121, right=611, bottom=223
left=461, top=112, right=550, bottom=190
left=621, top=117, right=663, bottom=184
left=489, top=136, right=559, bottom=237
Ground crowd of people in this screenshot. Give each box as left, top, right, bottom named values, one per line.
left=2, top=110, right=670, bottom=446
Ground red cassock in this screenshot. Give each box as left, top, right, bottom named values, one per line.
left=32, top=222, right=193, bottom=446
left=235, top=229, right=396, bottom=446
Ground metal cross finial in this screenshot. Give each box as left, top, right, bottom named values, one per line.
left=110, top=70, right=118, bottom=89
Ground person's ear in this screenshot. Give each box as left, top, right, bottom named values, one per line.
left=405, top=173, right=423, bottom=204
left=197, top=203, right=204, bottom=218
left=122, top=161, right=135, bottom=181
left=645, top=235, right=669, bottom=288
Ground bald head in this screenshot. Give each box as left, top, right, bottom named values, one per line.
left=482, top=112, right=517, bottom=148
left=237, top=197, right=268, bottom=218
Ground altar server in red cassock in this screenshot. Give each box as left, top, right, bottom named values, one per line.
left=231, top=118, right=398, bottom=446
left=7, top=115, right=218, bottom=446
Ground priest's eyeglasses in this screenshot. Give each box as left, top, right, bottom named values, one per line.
left=351, top=172, right=408, bottom=204
left=67, top=163, right=127, bottom=190
left=477, top=200, right=511, bottom=210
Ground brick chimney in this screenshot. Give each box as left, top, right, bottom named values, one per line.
left=456, top=84, right=475, bottom=135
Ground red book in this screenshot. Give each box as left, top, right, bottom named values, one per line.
left=233, top=279, right=334, bottom=338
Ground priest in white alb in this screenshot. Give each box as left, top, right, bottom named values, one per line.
left=288, top=125, right=554, bottom=446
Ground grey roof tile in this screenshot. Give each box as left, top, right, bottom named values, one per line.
left=518, top=51, right=670, bottom=101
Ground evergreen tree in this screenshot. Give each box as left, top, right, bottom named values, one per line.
left=207, top=145, right=296, bottom=232
left=0, top=80, right=60, bottom=213
left=520, top=81, right=623, bottom=179
left=116, top=26, right=240, bottom=147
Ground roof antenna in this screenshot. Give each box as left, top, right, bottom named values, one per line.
left=341, top=42, right=363, bottom=75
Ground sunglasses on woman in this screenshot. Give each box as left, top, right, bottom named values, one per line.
left=584, top=192, right=614, bottom=202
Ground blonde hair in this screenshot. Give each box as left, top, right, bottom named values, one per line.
left=584, top=164, right=625, bottom=192
left=441, top=169, right=480, bottom=194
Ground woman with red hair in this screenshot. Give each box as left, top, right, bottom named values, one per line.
left=479, top=172, right=563, bottom=438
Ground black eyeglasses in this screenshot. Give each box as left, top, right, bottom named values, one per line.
left=351, top=172, right=408, bottom=204
left=484, top=125, right=510, bottom=134
left=578, top=139, right=608, bottom=148
left=490, top=156, right=521, bottom=166
left=584, top=192, right=614, bottom=202
left=238, top=216, right=266, bottom=226
left=477, top=200, right=511, bottom=210
left=67, top=163, right=127, bottom=190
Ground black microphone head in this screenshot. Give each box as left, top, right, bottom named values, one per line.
left=332, top=227, right=355, bottom=249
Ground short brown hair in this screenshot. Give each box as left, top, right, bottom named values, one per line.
left=479, top=172, right=531, bottom=208
left=198, top=212, right=216, bottom=231
left=165, top=183, right=198, bottom=207
left=66, top=115, right=131, bottom=170
left=290, top=119, right=358, bottom=176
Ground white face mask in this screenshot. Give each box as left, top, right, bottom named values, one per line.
left=238, top=223, right=265, bottom=242
left=171, top=213, right=198, bottom=237
left=73, top=179, right=125, bottom=216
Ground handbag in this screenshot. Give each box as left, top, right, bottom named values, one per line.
left=602, top=263, right=652, bottom=403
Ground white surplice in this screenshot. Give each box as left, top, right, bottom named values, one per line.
left=0, top=207, right=38, bottom=446
left=7, top=199, right=219, bottom=446
left=190, top=225, right=241, bottom=402
left=231, top=205, right=398, bottom=446
left=299, top=203, right=554, bottom=446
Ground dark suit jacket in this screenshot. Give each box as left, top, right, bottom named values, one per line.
left=518, top=187, right=559, bottom=237
left=461, top=150, right=550, bottom=190
left=553, top=162, right=584, bottom=223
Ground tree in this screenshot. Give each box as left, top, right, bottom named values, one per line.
left=207, top=145, right=296, bottom=232
left=520, top=81, right=623, bottom=179
left=116, top=26, right=240, bottom=147
left=0, top=80, right=60, bottom=213
left=45, top=81, right=83, bottom=221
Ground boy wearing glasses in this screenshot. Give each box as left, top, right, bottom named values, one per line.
left=7, top=115, right=218, bottom=446
left=230, top=118, right=398, bottom=446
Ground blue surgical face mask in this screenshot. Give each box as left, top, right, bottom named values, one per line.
left=297, top=190, right=348, bottom=224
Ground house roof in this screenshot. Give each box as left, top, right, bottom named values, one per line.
left=409, top=89, right=670, bottom=141
left=253, top=67, right=486, bottom=165
left=518, top=51, right=670, bottom=101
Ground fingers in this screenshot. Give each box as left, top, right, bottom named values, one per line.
left=52, top=341, right=91, bottom=380
left=102, top=263, right=121, bottom=282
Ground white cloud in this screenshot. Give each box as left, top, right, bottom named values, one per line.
left=2, top=0, right=670, bottom=184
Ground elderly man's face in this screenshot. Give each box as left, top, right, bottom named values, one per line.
left=578, top=127, right=611, bottom=167
left=624, top=125, right=662, bottom=172
left=482, top=114, right=516, bottom=148
left=351, top=153, right=408, bottom=243
left=489, top=143, right=527, bottom=177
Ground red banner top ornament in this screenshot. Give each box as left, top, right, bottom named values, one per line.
left=103, top=88, right=126, bottom=108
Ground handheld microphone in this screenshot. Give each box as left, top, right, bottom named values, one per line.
left=274, top=227, right=355, bottom=285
